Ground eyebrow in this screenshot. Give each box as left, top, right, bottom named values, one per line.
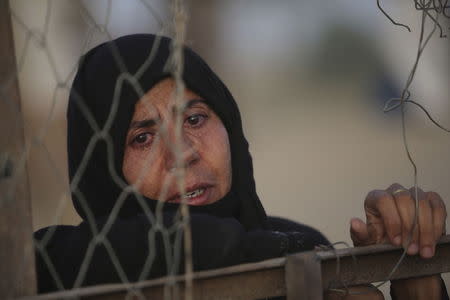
left=172, top=98, right=207, bottom=115
left=129, top=119, right=157, bottom=129
left=129, top=99, right=207, bottom=130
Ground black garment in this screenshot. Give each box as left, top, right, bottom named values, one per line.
left=67, top=34, right=266, bottom=230
left=35, top=216, right=328, bottom=292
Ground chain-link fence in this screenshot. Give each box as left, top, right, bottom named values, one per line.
left=3, top=1, right=196, bottom=299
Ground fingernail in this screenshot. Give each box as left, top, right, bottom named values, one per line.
left=407, top=243, right=419, bottom=255
left=393, top=235, right=401, bottom=246
left=421, top=246, right=434, bottom=259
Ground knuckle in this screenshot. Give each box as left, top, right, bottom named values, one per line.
left=418, top=197, right=430, bottom=208
left=366, top=189, right=382, bottom=199
left=376, top=193, right=392, bottom=208
left=386, top=219, right=401, bottom=233
left=402, top=222, right=413, bottom=233
left=386, top=218, right=401, bottom=228
left=427, top=191, right=441, bottom=199
left=395, top=193, right=413, bottom=205
left=408, top=186, right=423, bottom=192
left=418, top=224, right=429, bottom=238
left=428, top=193, right=447, bottom=211
left=389, top=183, right=403, bottom=189
left=387, top=183, right=403, bottom=193
left=365, top=190, right=376, bottom=200
left=402, top=219, right=418, bottom=233
left=420, top=231, right=434, bottom=245
left=427, top=191, right=442, bottom=204
left=408, top=186, right=424, bottom=198
left=365, top=190, right=384, bottom=206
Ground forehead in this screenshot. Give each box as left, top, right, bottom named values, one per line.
left=133, top=78, right=201, bottom=119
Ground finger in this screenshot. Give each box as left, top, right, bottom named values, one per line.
left=389, top=186, right=421, bottom=255
left=386, top=184, right=419, bottom=253
left=387, top=182, right=408, bottom=195
left=365, top=189, right=401, bottom=245
left=417, top=193, right=434, bottom=258
left=350, top=218, right=370, bottom=246
left=428, top=191, right=447, bottom=240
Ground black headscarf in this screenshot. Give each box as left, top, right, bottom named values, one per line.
left=67, top=34, right=268, bottom=230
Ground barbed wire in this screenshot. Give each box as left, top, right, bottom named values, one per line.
left=377, top=0, right=450, bottom=34
left=328, top=0, right=449, bottom=296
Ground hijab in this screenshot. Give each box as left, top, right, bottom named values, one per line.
left=67, top=34, right=268, bottom=231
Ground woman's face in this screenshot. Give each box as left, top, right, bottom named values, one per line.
left=122, top=78, right=232, bottom=205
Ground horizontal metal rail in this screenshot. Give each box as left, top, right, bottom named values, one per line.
left=287, top=235, right=450, bottom=299
left=21, top=235, right=450, bottom=300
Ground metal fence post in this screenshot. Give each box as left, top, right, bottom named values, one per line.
left=0, top=0, right=37, bottom=297
left=286, top=252, right=323, bottom=300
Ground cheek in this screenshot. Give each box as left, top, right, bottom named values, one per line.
left=122, top=149, right=163, bottom=198
left=122, top=150, right=139, bottom=183
left=203, top=123, right=232, bottom=193
left=219, top=129, right=232, bottom=183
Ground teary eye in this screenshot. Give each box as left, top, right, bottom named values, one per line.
left=132, top=132, right=153, bottom=147
left=185, top=114, right=207, bottom=127
left=136, top=133, right=149, bottom=143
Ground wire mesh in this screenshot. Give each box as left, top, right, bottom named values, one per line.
left=4, top=0, right=193, bottom=299
left=332, top=0, right=450, bottom=295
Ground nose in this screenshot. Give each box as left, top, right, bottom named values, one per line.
left=162, top=126, right=199, bottom=172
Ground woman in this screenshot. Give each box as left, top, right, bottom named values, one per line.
left=35, top=34, right=448, bottom=299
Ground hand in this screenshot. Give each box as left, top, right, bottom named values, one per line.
left=350, top=183, right=446, bottom=257
left=349, top=183, right=447, bottom=300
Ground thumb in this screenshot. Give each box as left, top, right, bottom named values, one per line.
left=350, top=218, right=370, bottom=246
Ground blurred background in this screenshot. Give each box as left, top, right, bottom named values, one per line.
left=8, top=0, right=450, bottom=296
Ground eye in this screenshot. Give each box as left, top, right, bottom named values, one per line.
left=185, top=114, right=207, bottom=128
left=131, top=132, right=153, bottom=148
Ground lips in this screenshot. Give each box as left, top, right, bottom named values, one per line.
left=167, top=183, right=213, bottom=205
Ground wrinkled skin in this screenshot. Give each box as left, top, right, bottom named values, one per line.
left=123, top=78, right=232, bottom=206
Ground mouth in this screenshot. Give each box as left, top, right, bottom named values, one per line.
left=167, top=184, right=213, bottom=206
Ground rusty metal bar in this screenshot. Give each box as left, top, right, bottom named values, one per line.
left=321, top=237, right=450, bottom=289
left=286, top=252, right=323, bottom=300
left=18, top=235, right=450, bottom=300
left=20, top=259, right=286, bottom=300
left=286, top=235, right=450, bottom=299
left=0, top=0, right=37, bottom=297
